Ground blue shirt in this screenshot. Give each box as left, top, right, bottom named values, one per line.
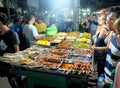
left=10, top=24, right=22, bottom=36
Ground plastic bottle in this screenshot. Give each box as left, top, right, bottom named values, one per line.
left=97, top=74, right=105, bottom=88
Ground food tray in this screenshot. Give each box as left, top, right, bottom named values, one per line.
left=43, top=53, right=68, bottom=60
left=58, top=59, right=92, bottom=75
left=30, top=58, right=63, bottom=69
left=64, top=59, right=75, bottom=64
left=67, top=55, right=92, bottom=63
left=45, top=58, right=63, bottom=63
left=49, top=47, right=71, bottom=54
left=73, top=62, right=92, bottom=75
left=78, top=32, right=91, bottom=38
left=50, top=39, right=63, bottom=43
left=55, top=36, right=65, bottom=40
left=70, top=48, right=93, bottom=58
left=58, top=63, right=75, bottom=71
left=69, top=52, right=91, bottom=58
left=72, top=43, right=91, bottom=49
left=57, top=41, right=73, bottom=48
left=57, top=59, right=75, bottom=74
left=72, top=48, right=93, bottom=54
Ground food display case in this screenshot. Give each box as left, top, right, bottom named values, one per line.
left=0, top=32, right=93, bottom=88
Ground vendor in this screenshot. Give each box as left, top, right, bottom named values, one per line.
left=23, top=14, right=45, bottom=48
left=35, top=17, right=47, bottom=34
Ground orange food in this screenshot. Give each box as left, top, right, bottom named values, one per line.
left=41, top=36, right=56, bottom=41
left=60, top=63, right=74, bottom=70
left=50, top=48, right=70, bottom=54
left=73, top=49, right=93, bottom=54
left=57, top=41, right=73, bottom=48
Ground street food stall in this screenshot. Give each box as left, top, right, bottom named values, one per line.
left=0, top=31, right=93, bottom=88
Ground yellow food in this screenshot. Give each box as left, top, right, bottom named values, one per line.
left=76, top=38, right=91, bottom=44
left=36, top=40, right=50, bottom=46
left=51, top=39, right=62, bottom=43
left=82, top=32, right=91, bottom=38
left=20, top=59, right=33, bottom=64
left=56, top=32, right=67, bottom=36
left=72, top=43, right=90, bottom=48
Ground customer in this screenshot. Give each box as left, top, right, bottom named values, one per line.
left=0, top=14, right=20, bottom=54
left=113, top=21, right=120, bottom=85
left=113, top=17, right=120, bottom=35
left=92, top=14, right=111, bottom=77
left=104, top=6, right=120, bottom=85
left=11, top=14, right=27, bottom=50
left=0, top=13, right=22, bottom=88
left=89, top=14, right=98, bottom=41
left=23, top=14, right=44, bottom=47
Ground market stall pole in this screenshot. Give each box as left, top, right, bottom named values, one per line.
left=73, top=0, right=80, bottom=31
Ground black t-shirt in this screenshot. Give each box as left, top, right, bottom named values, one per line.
left=0, top=30, right=20, bottom=53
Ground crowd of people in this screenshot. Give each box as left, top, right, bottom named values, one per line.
left=91, top=6, right=120, bottom=88
left=79, top=5, right=120, bottom=88
left=0, top=13, right=46, bottom=88
left=0, top=5, right=120, bottom=88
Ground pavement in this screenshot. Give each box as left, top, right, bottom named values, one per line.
left=0, top=77, right=11, bottom=88
left=0, top=73, right=98, bottom=88
left=88, top=72, right=98, bottom=88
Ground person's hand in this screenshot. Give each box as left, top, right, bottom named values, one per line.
left=104, top=79, right=112, bottom=85
left=91, top=45, right=95, bottom=51
left=114, top=34, right=120, bottom=46
left=39, top=34, right=45, bottom=38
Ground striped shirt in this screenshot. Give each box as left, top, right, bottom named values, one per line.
left=104, top=33, right=120, bottom=82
